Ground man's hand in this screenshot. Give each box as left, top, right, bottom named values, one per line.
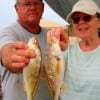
left=47, top=28, right=69, bottom=51
left=1, top=41, right=36, bottom=73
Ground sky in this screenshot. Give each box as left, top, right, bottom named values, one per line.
left=0, top=0, right=68, bottom=30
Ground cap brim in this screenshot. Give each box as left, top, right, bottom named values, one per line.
left=66, top=10, right=95, bottom=21
left=66, top=12, right=75, bottom=20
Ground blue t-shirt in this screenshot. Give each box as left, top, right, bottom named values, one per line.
left=0, top=22, right=52, bottom=100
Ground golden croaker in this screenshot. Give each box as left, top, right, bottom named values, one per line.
left=44, top=37, right=65, bottom=100
left=23, top=37, right=41, bottom=100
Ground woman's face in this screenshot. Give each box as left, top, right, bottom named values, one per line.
left=72, top=12, right=100, bottom=39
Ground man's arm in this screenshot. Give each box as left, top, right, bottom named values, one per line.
left=0, top=42, right=36, bottom=73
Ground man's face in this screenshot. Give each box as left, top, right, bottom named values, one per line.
left=15, top=0, right=44, bottom=25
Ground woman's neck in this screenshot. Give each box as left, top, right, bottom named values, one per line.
left=79, top=38, right=100, bottom=51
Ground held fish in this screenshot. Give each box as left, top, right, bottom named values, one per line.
left=44, top=37, right=66, bottom=100
left=23, top=37, right=42, bottom=100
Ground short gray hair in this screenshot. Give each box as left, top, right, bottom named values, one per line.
left=15, top=0, right=43, bottom=5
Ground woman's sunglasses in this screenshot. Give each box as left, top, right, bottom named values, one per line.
left=72, top=15, right=92, bottom=24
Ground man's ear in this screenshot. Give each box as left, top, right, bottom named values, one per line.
left=14, top=4, right=18, bottom=13
left=42, top=2, right=44, bottom=13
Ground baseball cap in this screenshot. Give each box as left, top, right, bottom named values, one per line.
left=67, top=0, right=100, bottom=20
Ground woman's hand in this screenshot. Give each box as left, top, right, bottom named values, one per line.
left=47, top=28, right=69, bottom=51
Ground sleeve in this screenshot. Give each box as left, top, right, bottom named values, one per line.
left=0, top=27, right=18, bottom=72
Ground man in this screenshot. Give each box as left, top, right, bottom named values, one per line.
left=0, top=0, right=67, bottom=100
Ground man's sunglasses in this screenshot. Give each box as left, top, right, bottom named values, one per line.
left=71, top=15, right=92, bottom=24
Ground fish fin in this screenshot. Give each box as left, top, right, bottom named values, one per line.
left=56, top=60, right=61, bottom=74
left=45, top=75, right=53, bottom=97
left=61, top=83, right=66, bottom=93
left=32, top=79, right=39, bottom=97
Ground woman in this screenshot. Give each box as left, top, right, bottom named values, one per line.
left=62, top=0, right=100, bottom=100
left=47, top=0, right=100, bottom=100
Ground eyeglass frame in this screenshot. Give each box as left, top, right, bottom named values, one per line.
left=70, top=12, right=100, bottom=24
left=71, top=14, right=94, bottom=24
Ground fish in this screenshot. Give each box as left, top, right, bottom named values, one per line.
left=23, top=37, right=42, bottom=100
left=44, top=37, right=66, bottom=100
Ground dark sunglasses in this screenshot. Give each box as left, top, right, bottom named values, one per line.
left=72, top=15, right=92, bottom=24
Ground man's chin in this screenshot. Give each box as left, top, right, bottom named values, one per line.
left=27, top=20, right=38, bottom=25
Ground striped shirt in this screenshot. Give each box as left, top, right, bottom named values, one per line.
left=62, top=43, right=100, bottom=100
